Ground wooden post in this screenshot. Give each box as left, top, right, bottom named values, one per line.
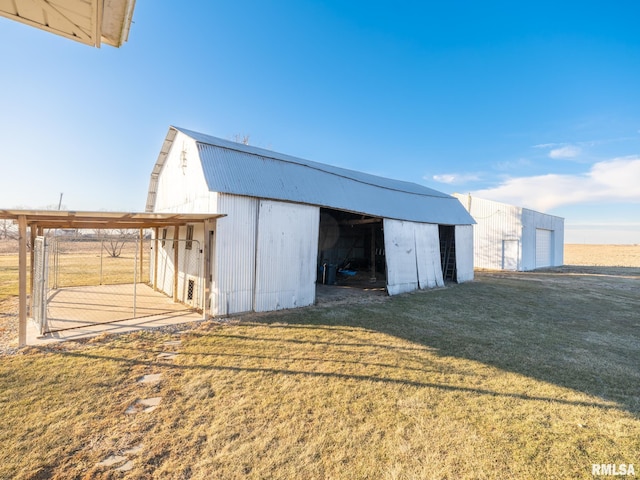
left=139, top=228, right=144, bottom=283
left=173, top=225, right=180, bottom=302
left=29, top=224, right=36, bottom=317
left=202, top=219, right=211, bottom=319
left=153, top=227, right=159, bottom=291
left=370, top=223, right=377, bottom=283
left=18, top=215, right=27, bottom=347
left=29, top=224, right=36, bottom=294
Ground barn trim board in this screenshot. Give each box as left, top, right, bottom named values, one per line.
left=146, top=126, right=476, bottom=318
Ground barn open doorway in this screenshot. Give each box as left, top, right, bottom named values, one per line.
left=317, top=208, right=387, bottom=297
left=439, top=225, right=457, bottom=282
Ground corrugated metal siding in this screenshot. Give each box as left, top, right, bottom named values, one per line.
left=454, top=225, right=474, bottom=282
left=522, top=208, right=564, bottom=269
left=457, top=194, right=523, bottom=270
left=191, top=135, right=475, bottom=226
left=414, top=223, right=444, bottom=288
left=384, top=219, right=420, bottom=295
left=254, top=200, right=319, bottom=312
left=535, top=229, right=552, bottom=268
left=212, top=194, right=259, bottom=315
left=454, top=194, right=565, bottom=271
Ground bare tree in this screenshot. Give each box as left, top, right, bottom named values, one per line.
left=0, top=219, right=17, bottom=239
left=232, top=133, right=250, bottom=145
left=95, top=229, right=138, bottom=258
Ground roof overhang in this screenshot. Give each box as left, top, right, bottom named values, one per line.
left=0, top=210, right=225, bottom=230
left=0, top=0, right=136, bottom=48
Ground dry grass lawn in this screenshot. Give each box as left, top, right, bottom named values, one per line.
left=0, top=244, right=638, bottom=479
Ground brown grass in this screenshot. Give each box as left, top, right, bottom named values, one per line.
left=0, top=245, right=638, bottom=479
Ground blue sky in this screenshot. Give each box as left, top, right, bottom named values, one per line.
left=1, top=1, right=639, bottom=243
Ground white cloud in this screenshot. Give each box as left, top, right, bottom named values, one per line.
left=431, top=173, right=480, bottom=184
left=549, top=145, right=581, bottom=159
left=494, top=158, right=531, bottom=171
left=471, top=156, right=640, bottom=212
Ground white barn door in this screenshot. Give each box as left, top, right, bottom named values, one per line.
left=535, top=228, right=552, bottom=268
left=384, top=219, right=445, bottom=295
left=254, top=200, right=320, bottom=312
left=384, top=220, right=419, bottom=295
left=415, top=223, right=444, bottom=288
left=502, top=239, right=519, bottom=271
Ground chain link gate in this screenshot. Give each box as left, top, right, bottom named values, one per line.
left=34, top=235, right=193, bottom=334
left=32, top=236, right=50, bottom=335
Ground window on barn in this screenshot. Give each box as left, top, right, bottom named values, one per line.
left=185, top=225, right=194, bottom=250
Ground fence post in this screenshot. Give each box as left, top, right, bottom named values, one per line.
left=100, top=238, right=104, bottom=285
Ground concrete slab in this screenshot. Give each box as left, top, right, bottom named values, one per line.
left=27, top=308, right=203, bottom=346
left=44, top=283, right=193, bottom=332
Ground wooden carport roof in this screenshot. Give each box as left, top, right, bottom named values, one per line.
left=0, top=210, right=225, bottom=230
left=0, top=0, right=137, bottom=48
left=0, top=210, right=226, bottom=347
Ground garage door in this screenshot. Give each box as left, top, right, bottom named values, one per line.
left=535, top=229, right=552, bottom=268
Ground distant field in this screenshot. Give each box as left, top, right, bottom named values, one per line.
left=564, top=243, right=640, bottom=267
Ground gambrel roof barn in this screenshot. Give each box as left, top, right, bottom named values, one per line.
left=147, top=126, right=476, bottom=316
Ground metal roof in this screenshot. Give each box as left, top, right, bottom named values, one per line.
left=0, top=0, right=136, bottom=48
left=148, top=126, right=475, bottom=226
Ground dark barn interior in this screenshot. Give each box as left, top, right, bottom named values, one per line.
left=317, top=208, right=386, bottom=289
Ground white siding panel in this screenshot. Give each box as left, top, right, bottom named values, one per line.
left=384, top=219, right=419, bottom=295
left=523, top=209, right=564, bottom=269
left=156, top=234, right=174, bottom=296
left=212, top=194, right=259, bottom=315
left=454, top=194, right=522, bottom=270
left=535, top=228, right=552, bottom=268
left=414, top=223, right=444, bottom=288
left=254, top=200, right=320, bottom=312
left=455, top=225, right=474, bottom=283
left=152, top=132, right=211, bottom=213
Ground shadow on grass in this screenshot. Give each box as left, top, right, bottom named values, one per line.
left=48, top=342, right=622, bottom=412
left=248, top=267, right=640, bottom=417
left=38, top=267, right=640, bottom=417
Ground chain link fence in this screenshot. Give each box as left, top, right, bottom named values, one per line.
left=31, top=234, right=195, bottom=334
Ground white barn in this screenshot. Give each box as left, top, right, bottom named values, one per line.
left=146, top=126, right=476, bottom=317
left=453, top=194, right=564, bottom=271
